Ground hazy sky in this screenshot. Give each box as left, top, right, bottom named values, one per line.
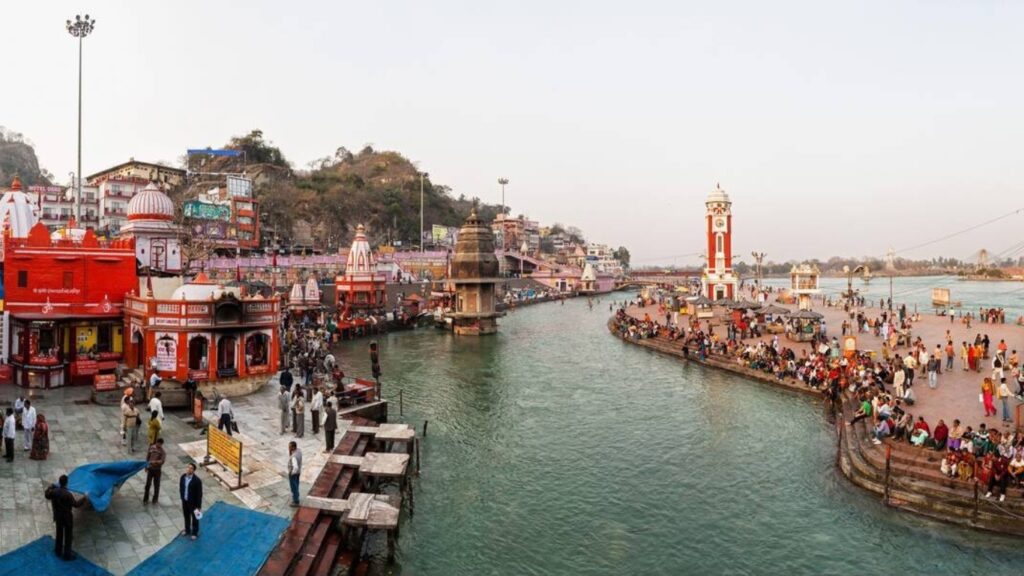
left=3, top=1, right=1024, bottom=266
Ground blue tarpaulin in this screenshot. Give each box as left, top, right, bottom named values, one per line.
left=0, top=536, right=111, bottom=576
left=66, top=460, right=148, bottom=512
left=127, top=502, right=289, bottom=576
left=187, top=148, right=243, bottom=157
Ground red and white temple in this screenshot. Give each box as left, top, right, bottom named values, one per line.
left=2, top=214, right=137, bottom=387
left=334, top=224, right=386, bottom=313
left=123, top=272, right=280, bottom=384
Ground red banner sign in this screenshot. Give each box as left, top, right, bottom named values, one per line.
left=94, top=373, right=117, bottom=391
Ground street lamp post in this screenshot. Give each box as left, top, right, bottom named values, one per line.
left=498, top=178, right=509, bottom=216
left=750, top=251, right=766, bottom=294
left=66, top=14, right=96, bottom=223
left=420, top=172, right=428, bottom=253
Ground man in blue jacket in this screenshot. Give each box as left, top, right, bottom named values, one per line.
left=179, top=463, right=203, bottom=540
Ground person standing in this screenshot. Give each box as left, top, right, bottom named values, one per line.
left=30, top=414, right=50, bottom=460
left=125, top=399, right=141, bottom=453
left=310, top=387, right=323, bottom=435
left=45, top=475, right=87, bottom=561
left=144, top=438, right=165, bottom=505
left=3, top=408, right=15, bottom=462
left=997, top=379, right=1013, bottom=423
left=288, top=441, right=302, bottom=507
left=323, top=403, right=338, bottom=454
left=981, top=377, right=998, bottom=417
left=278, top=387, right=290, bottom=435
left=279, top=368, right=293, bottom=394
left=147, top=411, right=162, bottom=447
left=927, top=355, right=939, bottom=389
left=21, top=400, right=36, bottom=452
left=291, top=390, right=305, bottom=438
left=217, top=396, right=234, bottom=437
left=179, top=463, right=203, bottom=540
left=148, top=391, right=165, bottom=422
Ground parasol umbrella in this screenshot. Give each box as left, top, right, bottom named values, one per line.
left=713, top=297, right=737, bottom=307
left=757, top=304, right=791, bottom=316
left=689, top=295, right=713, bottom=306
left=786, top=309, right=824, bottom=319
left=728, top=300, right=760, bottom=310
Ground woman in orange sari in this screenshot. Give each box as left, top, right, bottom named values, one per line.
left=982, top=377, right=998, bottom=417
left=29, top=413, right=49, bottom=460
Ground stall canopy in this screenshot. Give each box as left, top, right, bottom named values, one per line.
left=758, top=304, right=791, bottom=316
left=786, top=309, right=824, bottom=320
left=689, top=295, right=713, bottom=306
left=728, top=300, right=760, bottom=310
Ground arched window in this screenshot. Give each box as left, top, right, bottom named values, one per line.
left=246, top=333, right=269, bottom=367
left=716, top=234, right=723, bottom=254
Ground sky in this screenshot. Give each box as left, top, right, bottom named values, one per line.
left=3, top=1, right=1024, bottom=266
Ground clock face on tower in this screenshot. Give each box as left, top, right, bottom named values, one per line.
left=713, top=217, right=726, bottom=231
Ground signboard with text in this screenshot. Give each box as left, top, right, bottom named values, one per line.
left=205, top=424, right=246, bottom=489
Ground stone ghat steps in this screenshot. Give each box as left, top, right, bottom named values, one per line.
left=839, top=399, right=1024, bottom=534
left=259, top=421, right=375, bottom=576
left=608, top=318, right=1024, bottom=535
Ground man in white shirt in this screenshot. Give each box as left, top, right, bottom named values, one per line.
left=217, top=397, right=234, bottom=437
left=21, top=400, right=36, bottom=451
left=310, top=387, right=323, bottom=435
left=148, top=391, right=165, bottom=421
left=3, top=409, right=15, bottom=462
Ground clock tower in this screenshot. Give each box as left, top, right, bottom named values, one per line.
left=701, top=183, right=739, bottom=299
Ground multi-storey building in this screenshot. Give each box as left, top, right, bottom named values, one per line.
left=85, top=158, right=186, bottom=189
left=182, top=176, right=261, bottom=251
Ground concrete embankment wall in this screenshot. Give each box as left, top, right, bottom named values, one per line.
left=606, top=319, right=1024, bottom=536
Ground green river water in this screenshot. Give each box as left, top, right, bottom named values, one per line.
left=334, top=289, right=1023, bottom=575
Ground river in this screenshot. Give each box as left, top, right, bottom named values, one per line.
left=334, top=285, right=1024, bottom=575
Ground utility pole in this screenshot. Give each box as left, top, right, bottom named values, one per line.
left=67, top=14, right=96, bottom=223
left=420, top=172, right=427, bottom=253
left=498, top=178, right=509, bottom=216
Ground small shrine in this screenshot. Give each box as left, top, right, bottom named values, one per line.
left=334, top=224, right=386, bottom=314
left=117, top=182, right=182, bottom=274
left=789, top=263, right=821, bottom=310
left=449, top=207, right=504, bottom=335
left=288, top=274, right=324, bottom=322
left=123, top=271, right=280, bottom=384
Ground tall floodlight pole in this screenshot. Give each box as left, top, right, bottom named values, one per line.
left=67, top=14, right=96, bottom=223
left=420, top=172, right=428, bottom=253
left=750, top=251, right=766, bottom=293
left=498, top=178, right=509, bottom=215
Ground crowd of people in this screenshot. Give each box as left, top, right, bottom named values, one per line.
left=613, top=291, right=1024, bottom=503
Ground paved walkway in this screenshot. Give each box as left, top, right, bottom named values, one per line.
left=628, top=299, right=1024, bottom=430
left=0, top=374, right=333, bottom=575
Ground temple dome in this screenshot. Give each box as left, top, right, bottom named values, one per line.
left=127, top=183, right=175, bottom=221
left=344, top=224, right=376, bottom=276
left=0, top=176, right=39, bottom=238
left=706, top=183, right=730, bottom=204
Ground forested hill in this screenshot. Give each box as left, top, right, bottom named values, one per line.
left=0, top=127, right=53, bottom=186
left=188, top=130, right=506, bottom=247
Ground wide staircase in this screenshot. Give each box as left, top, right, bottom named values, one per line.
left=259, top=417, right=378, bottom=576
left=839, top=399, right=1024, bottom=534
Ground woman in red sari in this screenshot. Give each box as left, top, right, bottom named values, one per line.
left=967, top=344, right=977, bottom=371
left=29, top=413, right=49, bottom=460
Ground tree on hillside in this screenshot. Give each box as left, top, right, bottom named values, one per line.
left=228, top=129, right=289, bottom=167
left=613, top=246, right=631, bottom=268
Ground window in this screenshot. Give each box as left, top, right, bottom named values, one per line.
left=17, top=271, right=27, bottom=288
left=63, top=272, right=73, bottom=289
left=716, top=234, right=723, bottom=254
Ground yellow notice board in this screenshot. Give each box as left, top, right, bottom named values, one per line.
left=207, top=424, right=243, bottom=476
